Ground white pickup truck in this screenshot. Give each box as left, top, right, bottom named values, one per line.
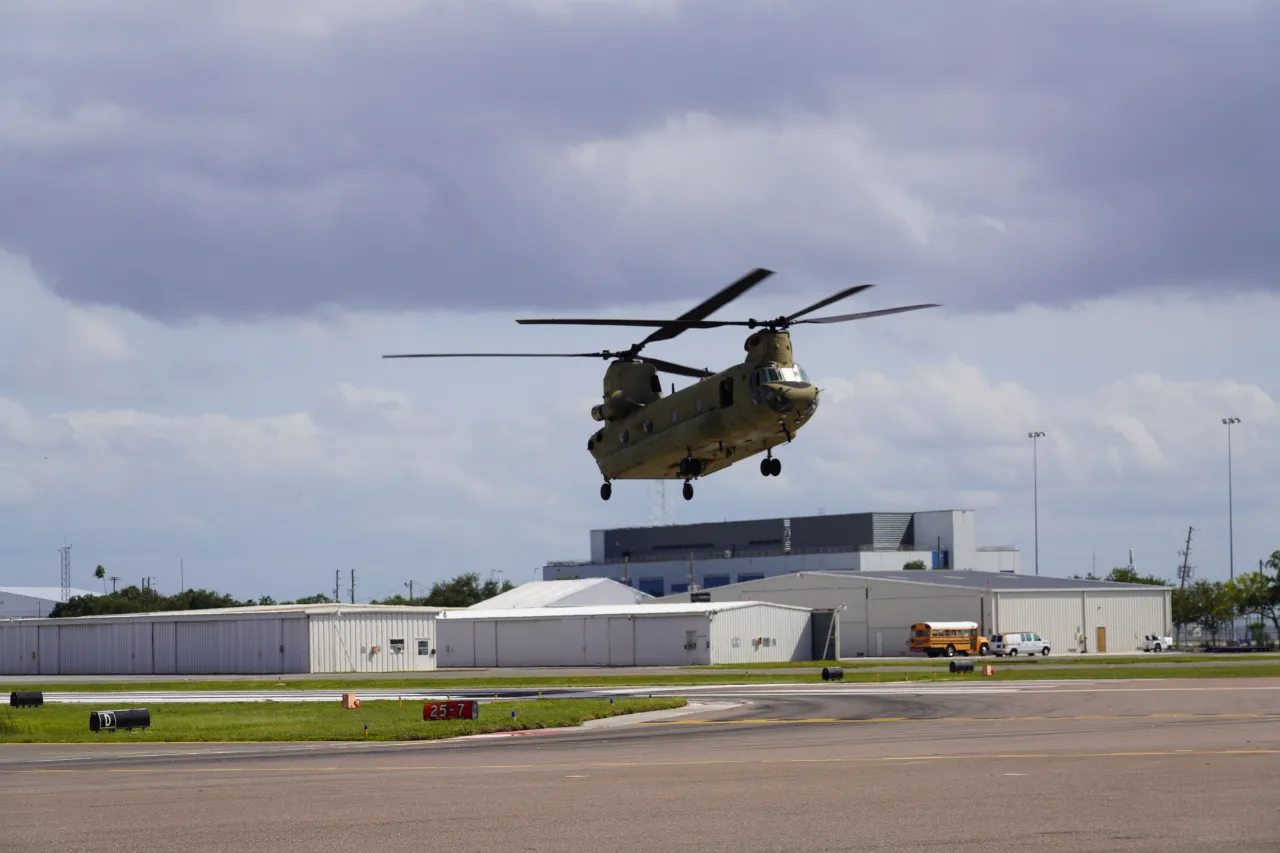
left=1139, top=634, right=1173, bottom=652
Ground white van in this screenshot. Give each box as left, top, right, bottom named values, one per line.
left=990, top=631, right=1050, bottom=656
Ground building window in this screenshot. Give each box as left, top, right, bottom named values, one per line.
left=417, top=640, right=430, bottom=655
left=390, top=639, right=405, bottom=654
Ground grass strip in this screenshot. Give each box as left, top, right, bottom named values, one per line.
left=7, top=662, right=1280, bottom=695
left=0, top=697, right=686, bottom=743
left=685, top=653, right=1280, bottom=670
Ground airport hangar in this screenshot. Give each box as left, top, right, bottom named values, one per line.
left=541, top=508, right=1021, bottom=597
left=0, top=586, right=100, bottom=619
left=654, top=570, right=1174, bottom=658
left=0, top=580, right=820, bottom=675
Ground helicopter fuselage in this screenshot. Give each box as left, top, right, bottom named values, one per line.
left=586, top=330, right=819, bottom=481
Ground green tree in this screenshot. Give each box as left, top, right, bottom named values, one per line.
left=94, top=565, right=107, bottom=593
left=1105, top=567, right=1168, bottom=585
left=421, top=573, right=515, bottom=607
left=284, top=593, right=335, bottom=604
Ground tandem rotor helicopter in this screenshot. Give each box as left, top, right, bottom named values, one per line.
left=384, top=268, right=938, bottom=502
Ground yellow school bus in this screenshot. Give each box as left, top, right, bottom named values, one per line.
left=910, top=621, right=990, bottom=657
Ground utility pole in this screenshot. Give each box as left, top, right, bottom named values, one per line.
left=1028, top=431, right=1046, bottom=576
left=180, top=558, right=185, bottom=595
left=1177, top=526, right=1194, bottom=590
left=109, top=576, right=119, bottom=593
left=334, top=570, right=341, bottom=603
left=350, top=569, right=355, bottom=604
left=58, top=543, right=72, bottom=603
left=404, top=580, right=414, bottom=605
left=1222, top=417, right=1240, bottom=582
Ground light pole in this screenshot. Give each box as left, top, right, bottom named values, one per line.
left=1029, top=431, right=1046, bottom=576
left=1223, top=418, right=1240, bottom=583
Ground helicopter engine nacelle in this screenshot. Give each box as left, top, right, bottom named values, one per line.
left=591, top=390, right=638, bottom=422
left=592, top=361, right=662, bottom=421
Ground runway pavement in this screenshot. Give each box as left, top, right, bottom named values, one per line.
left=2, top=678, right=1278, bottom=851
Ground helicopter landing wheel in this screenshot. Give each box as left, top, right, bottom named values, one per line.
left=600, top=482, right=612, bottom=501
left=682, top=481, right=694, bottom=501
left=761, top=456, right=781, bottom=476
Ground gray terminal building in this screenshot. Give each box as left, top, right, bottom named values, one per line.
left=541, top=509, right=1020, bottom=598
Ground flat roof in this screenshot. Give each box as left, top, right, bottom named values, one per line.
left=438, top=601, right=810, bottom=620
left=593, top=508, right=973, bottom=534
left=785, top=570, right=1172, bottom=592
left=0, top=586, right=99, bottom=600
left=0, top=602, right=450, bottom=626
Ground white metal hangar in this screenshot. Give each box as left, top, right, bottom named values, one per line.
left=0, top=602, right=446, bottom=676
left=542, top=508, right=1021, bottom=597
left=436, top=601, right=813, bottom=667
left=654, top=571, right=1172, bottom=659
left=0, top=586, right=100, bottom=619
left=467, top=578, right=655, bottom=609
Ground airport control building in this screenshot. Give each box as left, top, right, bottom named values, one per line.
left=541, top=509, right=1021, bottom=597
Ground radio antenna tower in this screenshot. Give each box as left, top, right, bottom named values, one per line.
left=1177, top=526, right=1194, bottom=590
left=58, top=543, right=72, bottom=602
left=649, top=480, right=674, bottom=527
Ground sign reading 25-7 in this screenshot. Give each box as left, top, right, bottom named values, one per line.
left=423, top=700, right=480, bottom=721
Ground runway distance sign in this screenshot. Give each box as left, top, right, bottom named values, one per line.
left=423, top=700, right=480, bottom=721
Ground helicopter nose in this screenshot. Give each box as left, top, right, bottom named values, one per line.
left=786, top=384, right=818, bottom=417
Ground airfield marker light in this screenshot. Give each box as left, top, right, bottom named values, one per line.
left=10, top=691, right=43, bottom=708
left=89, top=709, right=150, bottom=733
left=609, top=698, right=614, bottom=704
left=364, top=724, right=369, bottom=737
left=511, top=711, right=517, bottom=719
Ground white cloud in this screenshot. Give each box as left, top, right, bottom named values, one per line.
left=1, top=250, right=1276, bottom=598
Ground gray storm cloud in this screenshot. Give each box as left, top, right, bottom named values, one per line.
left=0, top=0, right=1277, bottom=321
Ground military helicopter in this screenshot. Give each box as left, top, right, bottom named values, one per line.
left=383, top=268, right=938, bottom=501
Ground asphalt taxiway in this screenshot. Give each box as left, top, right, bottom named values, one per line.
left=2, top=678, right=1277, bottom=851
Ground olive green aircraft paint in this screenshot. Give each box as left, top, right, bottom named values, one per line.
left=382, top=268, right=938, bottom=501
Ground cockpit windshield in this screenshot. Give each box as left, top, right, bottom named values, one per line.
left=758, top=364, right=810, bottom=384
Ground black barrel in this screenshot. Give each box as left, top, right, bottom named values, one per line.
left=821, top=666, right=844, bottom=681
left=949, top=660, right=975, bottom=673
left=10, top=691, right=43, bottom=708
left=89, top=709, right=151, bottom=733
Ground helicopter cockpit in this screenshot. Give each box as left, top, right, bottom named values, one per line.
left=752, top=363, right=811, bottom=387
left=748, top=362, right=817, bottom=416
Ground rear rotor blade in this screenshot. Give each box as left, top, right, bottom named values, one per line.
left=382, top=351, right=610, bottom=359
left=639, top=267, right=773, bottom=347
left=795, top=304, right=940, bottom=324
left=516, top=318, right=732, bottom=330
left=785, top=284, right=875, bottom=322
left=639, top=356, right=715, bottom=379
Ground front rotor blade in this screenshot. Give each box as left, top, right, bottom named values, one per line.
left=382, top=351, right=608, bottom=359
left=785, top=284, right=875, bottom=322
left=640, top=356, right=715, bottom=379
left=639, top=267, right=773, bottom=347
left=796, top=304, right=940, bottom=324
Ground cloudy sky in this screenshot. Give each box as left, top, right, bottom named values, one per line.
left=2, top=0, right=1277, bottom=602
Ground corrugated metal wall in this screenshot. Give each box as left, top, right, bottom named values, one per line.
left=58, top=623, right=154, bottom=674
left=0, top=624, right=38, bottom=675
left=436, top=612, right=721, bottom=667
left=992, top=590, right=1170, bottom=655
left=0, top=614, right=314, bottom=675
left=709, top=604, right=811, bottom=664
left=307, top=611, right=437, bottom=673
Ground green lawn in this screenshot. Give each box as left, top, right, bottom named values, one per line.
left=0, top=697, right=687, bottom=743
left=8, top=661, right=1280, bottom=696
left=686, top=653, right=1280, bottom=669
